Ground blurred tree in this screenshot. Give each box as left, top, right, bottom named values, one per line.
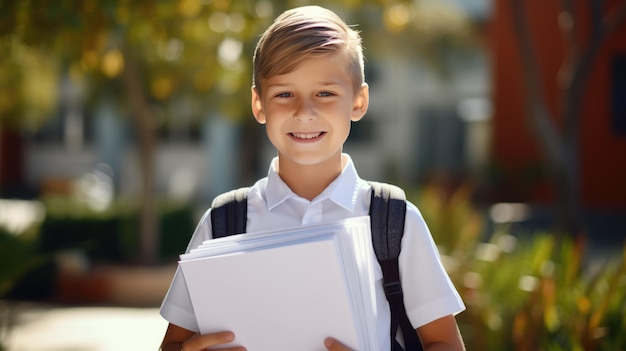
left=509, top=0, right=626, bottom=233
left=0, top=0, right=482, bottom=264
left=1, top=0, right=269, bottom=264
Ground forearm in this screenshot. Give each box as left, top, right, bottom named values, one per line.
left=416, top=315, right=465, bottom=351
left=160, top=342, right=183, bottom=351
left=422, top=340, right=466, bottom=351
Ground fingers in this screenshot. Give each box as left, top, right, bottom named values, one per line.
left=182, top=332, right=245, bottom=351
left=324, top=337, right=354, bottom=351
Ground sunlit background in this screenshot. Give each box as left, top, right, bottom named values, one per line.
left=1, top=0, right=625, bottom=350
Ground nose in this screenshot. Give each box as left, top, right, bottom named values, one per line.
left=294, top=98, right=316, bottom=122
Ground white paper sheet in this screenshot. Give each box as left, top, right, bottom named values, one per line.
left=179, top=216, right=379, bottom=351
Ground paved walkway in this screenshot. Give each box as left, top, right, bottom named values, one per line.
left=2, top=302, right=168, bottom=351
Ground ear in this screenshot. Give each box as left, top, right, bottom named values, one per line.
left=350, top=83, right=369, bottom=122
left=251, top=86, right=266, bottom=124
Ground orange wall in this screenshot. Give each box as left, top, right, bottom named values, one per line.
left=491, top=0, right=626, bottom=208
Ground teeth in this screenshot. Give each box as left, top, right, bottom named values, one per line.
left=292, top=132, right=321, bottom=139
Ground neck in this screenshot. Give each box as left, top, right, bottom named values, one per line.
left=277, top=154, right=345, bottom=201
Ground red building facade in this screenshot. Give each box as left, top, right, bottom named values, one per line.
left=490, top=1, right=626, bottom=209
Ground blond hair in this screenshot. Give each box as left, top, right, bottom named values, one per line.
left=252, top=6, right=364, bottom=95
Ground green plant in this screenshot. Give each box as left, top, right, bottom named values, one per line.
left=0, top=201, right=49, bottom=351
left=0, top=200, right=48, bottom=298
left=39, top=195, right=195, bottom=262
left=0, top=228, right=47, bottom=298
left=410, top=182, right=626, bottom=350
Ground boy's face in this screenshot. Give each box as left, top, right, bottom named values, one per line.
left=251, top=53, right=369, bottom=169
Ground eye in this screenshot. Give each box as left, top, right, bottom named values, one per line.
left=317, top=91, right=336, bottom=97
left=275, top=92, right=292, bottom=98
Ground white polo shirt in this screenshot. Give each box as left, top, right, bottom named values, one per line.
left=160, top=154, right=465, bottom=350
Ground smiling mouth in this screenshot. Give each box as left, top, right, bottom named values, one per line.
left=290, top=132, right=325, bottom=140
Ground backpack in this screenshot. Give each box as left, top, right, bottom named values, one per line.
left=210, top=181, right=423, bottom=351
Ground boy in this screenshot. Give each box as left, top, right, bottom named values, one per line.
left=160, top=6, right=465, bottom=351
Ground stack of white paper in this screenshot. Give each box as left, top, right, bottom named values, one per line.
left=179, top=216, right=379, bottom=351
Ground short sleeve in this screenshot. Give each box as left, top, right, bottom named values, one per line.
left=159, top=208, right=213, bottom=332
left=399, top=201, right=465, bottom=328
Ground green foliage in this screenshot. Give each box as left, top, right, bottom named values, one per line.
left=0, top=204, right=48, bottom=297
left=0, top=228, right=47, bottom=298
left=39, top=195, right=196, bottom=262
left=0, top=39, right=60, bottom=131
left=411, top=182, right=626, bottom=351
left=0, top=0, right=482, bottom=129
left=0, top=195, right=194, bottom=303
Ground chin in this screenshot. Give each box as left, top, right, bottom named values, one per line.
left=284, top=153, right=341, bottom=167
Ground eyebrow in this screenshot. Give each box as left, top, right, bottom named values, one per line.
left=265, top=81, right=344, bottom=90
left=264, top=83, right=289, bottom=90
left=317, top=81, right=344, bottom=87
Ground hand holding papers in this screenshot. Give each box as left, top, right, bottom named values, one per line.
left=179, top=216, right=379, bottom=351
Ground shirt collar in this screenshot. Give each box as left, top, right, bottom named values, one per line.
left=265, top=154, right=361, bottom=212
left=265, top=158, right=292, bottom=210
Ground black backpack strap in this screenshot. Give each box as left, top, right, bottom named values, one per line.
left=369, top=181, right=423, bottom=351
left=210, top=187, right=249, bottom=238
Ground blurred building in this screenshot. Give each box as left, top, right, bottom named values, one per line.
left=18, top=54, right=491, bottom=206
